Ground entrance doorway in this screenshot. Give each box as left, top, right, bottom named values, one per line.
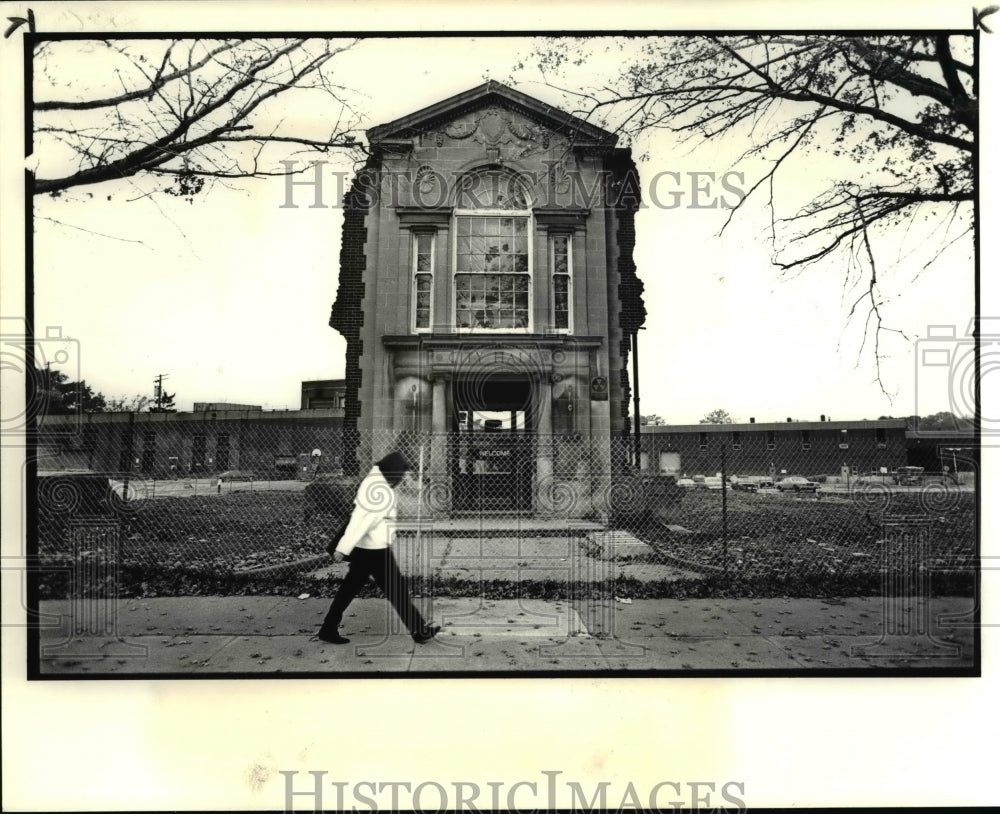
left=450, top=377, right=534, bottom=512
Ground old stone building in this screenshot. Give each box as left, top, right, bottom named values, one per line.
left=330, top=81, right=645, bottom=516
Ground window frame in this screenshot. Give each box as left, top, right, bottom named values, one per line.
left=141, top=431, right=157, bottom=474
left=216, top=433, right=231, bottom=470
left=411, top=230, right=435, bottom=333
left=192, top=434, right=207, bottom=471
left=451, top=208, right=534, bottom=334
left=549, top=231, right=573, bottom=334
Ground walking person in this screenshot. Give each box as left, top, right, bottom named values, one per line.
left=316, top=451, right=439, bottom=645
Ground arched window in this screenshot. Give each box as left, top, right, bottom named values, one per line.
left=453, top=170, right=532, bottom=332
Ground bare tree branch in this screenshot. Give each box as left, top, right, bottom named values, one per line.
left=35, top=40, right=241, bottom=111
left=37, top=215, right=152, bottom=248
left=530, top=33, right=975, bottom=392
left=33, top=38, right=366, bottom=195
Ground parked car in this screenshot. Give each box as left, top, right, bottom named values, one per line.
left=731, top=478, right=758, bottom=493
left=676, top=478, right=699, bottom=489
left=776, top=476, right=820, bottom=493
left=892, top=466, right=924, bottom=486
left=756, top=477, right=775, bottom=489
left=704, top=476, right=724, bottom=490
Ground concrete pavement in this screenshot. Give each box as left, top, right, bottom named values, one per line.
left=301, top=528, right=703, bottom=584
left=34, top=594, right=976, bottom=675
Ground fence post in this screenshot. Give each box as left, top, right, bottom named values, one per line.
left=721, top=441, right=728, bottom=577
left=121, top=411, right=135, bottom=506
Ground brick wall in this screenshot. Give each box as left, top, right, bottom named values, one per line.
left=330, top=161, right=377, bottom=475
left=640, top=422, right=908, bottom=478
left=37, top=412, right=345, bottom=478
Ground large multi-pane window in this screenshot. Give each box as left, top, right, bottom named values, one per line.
left=453, top=171, right=531, bottom=332
left=455, top=216, right=530, bottom=330
left=412, top=232, right=434, bottom=331
left=550, top=233, right=572, bottom=331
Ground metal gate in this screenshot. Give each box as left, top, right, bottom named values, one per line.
left=450, top=429, right=534, bottom=512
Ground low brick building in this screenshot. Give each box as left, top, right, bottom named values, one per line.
left=37, top=407, right=344, bottom=479
left=639, top=419, right=909, bottom=480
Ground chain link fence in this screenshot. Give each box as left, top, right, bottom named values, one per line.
left=610, top=436, right=975, bottom=591
left=31, top=422, right=977, bottom=601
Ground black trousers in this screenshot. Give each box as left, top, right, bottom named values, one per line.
left=318, top=548, right=429, bottom=638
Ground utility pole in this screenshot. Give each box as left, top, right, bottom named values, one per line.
left=154, top=373, right=169, bottom=412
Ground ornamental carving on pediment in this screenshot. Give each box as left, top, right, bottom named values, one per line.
left=443, top=120, right=477, bottom=140
left=432, top=105, right=562, bottom=159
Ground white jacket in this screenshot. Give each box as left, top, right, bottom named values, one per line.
left=334, top=466, right=398, bottom=556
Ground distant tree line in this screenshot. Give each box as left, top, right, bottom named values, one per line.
left=35, top=368, right=176, bottom=415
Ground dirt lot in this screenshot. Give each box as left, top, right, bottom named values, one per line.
left=634, top=488, right=976, bottom=583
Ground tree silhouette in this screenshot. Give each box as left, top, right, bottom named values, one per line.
left=531, top=34, right=975, bottom=389
left=36, top=368, right=106, bottom=414
left=700, top=408, right=735, bottom=424
left=33, top=38, right=365, bottom=196
left=103, top=395, right=153, bottom=413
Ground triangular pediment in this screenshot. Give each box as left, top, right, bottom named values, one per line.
left=367, top=81, right=617, bottom=149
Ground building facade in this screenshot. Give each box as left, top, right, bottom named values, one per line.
left=330, top=82, right=645, bottom=516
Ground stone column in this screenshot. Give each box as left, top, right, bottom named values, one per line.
left=429, top=376, right=449, bottom=514
left=392, top=377, right=410, bottom=434
left=535, top=374, right=554, bottom=515
left=431, top=376, right=447, bottom=434
left=590, top=348, right=613, bottom=522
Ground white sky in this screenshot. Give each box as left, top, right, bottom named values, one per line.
left=28, top=34, right=977, bottom=423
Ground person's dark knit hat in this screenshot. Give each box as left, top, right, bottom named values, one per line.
left=376, top=451, right=410, bottom=486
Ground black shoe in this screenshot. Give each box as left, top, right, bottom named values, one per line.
left=412, top=624, right=441, bottom=644
left=317, top=630, right=350, bottom=645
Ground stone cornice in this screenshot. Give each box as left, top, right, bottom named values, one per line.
left=533, top=208, right=591, bottom=229
left=383, top=334, right=604, bottom=350
left=395, top=207, right=453, bottom=227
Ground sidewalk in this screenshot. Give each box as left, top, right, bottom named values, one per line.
left=35, top=594, right=976, bottom=675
